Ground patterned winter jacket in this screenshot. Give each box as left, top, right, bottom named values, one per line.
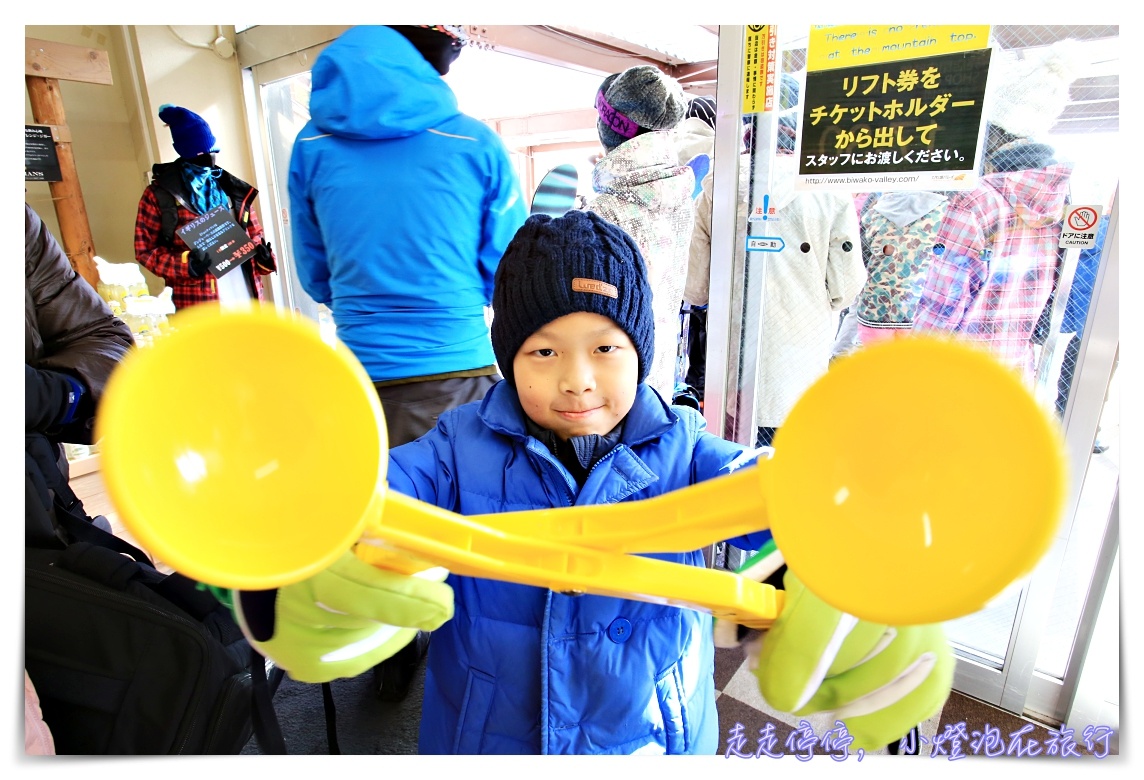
left=388, top=381, right=772, bottom=754
left=856, top=192, right=949, bottom=330
left=913, top=139, right=1073, bottom=380
left=588, top=132, right=695, bottom=400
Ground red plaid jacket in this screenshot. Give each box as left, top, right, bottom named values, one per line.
left=133, top=168, right=275, bottom=311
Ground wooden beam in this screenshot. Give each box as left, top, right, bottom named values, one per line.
left=33, top=124, right=74, bottom=143
left=26, top=37, right=113, bottom=85
left=24, top=36, right=112, bottom=291
left=26, top=74, right=100, bottom=290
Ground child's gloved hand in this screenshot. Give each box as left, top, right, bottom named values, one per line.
left=233, top=549, right=454, bottom=684
left=752, top=570, right=953, bottom=751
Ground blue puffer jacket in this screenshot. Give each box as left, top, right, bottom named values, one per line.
left=388, top=382, right=772, bottom=754
left=288, top=26, right=527, bottom=381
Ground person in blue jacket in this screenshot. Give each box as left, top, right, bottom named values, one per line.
left=236, top=212, right=953, bottom=755
left=287, top=24, right=528, bottom=700
left=288, top=25, right=528, bottom=446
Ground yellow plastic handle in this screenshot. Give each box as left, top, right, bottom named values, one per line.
left=96, top=304, right=1068, bottom=625
left=354, top=488, right=783, bottom=628
left=469, top=463, right=770, bottom=554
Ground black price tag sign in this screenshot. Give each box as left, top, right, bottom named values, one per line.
left=176, top=205, right=256, bottom=278
left=25, top=125, right=62, bottom=182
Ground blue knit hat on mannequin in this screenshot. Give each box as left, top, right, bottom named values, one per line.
left=158, top=104, right=219, bottom=159
left=158, top=104, right=225, bottom=214
left=491, top=211, right=655, bottom=387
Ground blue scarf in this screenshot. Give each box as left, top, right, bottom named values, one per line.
left=180, top=160, right=229, bottom=215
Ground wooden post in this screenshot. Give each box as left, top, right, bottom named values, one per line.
left=25, top=37, right=114, bottom=291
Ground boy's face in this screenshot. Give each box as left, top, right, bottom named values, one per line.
left=513, top=311, right=639, bottom=441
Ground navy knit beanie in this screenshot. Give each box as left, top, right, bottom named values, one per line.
left=158, top=104, right=218, bottom=159
left=491, top=211, right=655, bottom=388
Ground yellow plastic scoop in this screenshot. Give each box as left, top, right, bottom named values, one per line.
left=97, top=305, right=385, bottom=590
left=768, top=337, right=1067, bottom=624
left=96, top=304, right=1067, bottom=626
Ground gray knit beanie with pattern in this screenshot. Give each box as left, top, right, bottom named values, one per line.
left=595, top=65, right=687, bottom=152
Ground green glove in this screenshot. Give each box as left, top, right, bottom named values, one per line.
left=233, top=550, right=454, bottom=684
left=753, top=570, right=953, bottom=752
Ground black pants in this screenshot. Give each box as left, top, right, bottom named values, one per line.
left=684, top=306, right=707, bottom=400
left=375, top=372, right=499, bottom=446
left=887, top=725, right=921, bottom=755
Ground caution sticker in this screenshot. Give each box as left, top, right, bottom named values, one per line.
left=1059, top=205, right=1104, bottom=248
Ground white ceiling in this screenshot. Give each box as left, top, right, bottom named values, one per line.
left=445, top=46, right=604, bottom=120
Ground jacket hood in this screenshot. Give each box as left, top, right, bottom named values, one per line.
left=873, top=191, right=949, bottom=229
left=591, top=131, right=693, bottom=201
left=983, top=143, right=1074, bottom=229
left=308, top=25, right=460, bottom=140
left=988, top=140, right=1057, bottom=173
left=675, top=118, right=715, bottom=166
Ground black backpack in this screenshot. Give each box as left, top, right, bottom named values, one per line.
left=24, top=433, right=286, bottom=755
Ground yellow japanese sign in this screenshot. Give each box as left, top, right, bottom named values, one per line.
left=806, top=25, right=991, bottom=71
left=797, top=25, right=993, bottom=191
left=742, top=25, right=778, bottom=115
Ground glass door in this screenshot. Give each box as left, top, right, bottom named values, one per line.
left=705, top=24, right=1119, bottom=730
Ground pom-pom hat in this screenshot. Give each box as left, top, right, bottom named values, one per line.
left=491, top=211, right=655, bottom=388
left=595, top=65, right=687, bottom=152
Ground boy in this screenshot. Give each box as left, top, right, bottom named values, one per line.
left=235, top=211, right=951, bottom=754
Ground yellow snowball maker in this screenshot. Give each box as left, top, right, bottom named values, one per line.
left=96, top=305, right=1067, bottom=627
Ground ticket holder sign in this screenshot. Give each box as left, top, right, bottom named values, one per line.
left=176, top=206, right=255, bottom=278
left=797, top=25, right=993, bottom=192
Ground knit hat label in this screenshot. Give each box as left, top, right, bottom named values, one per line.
left=572, top=277, right=618, bottom=299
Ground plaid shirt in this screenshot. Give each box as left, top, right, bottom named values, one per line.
left=913, top=157, right=1072, bottom=380
left=134, top=182, right=273, bottom=311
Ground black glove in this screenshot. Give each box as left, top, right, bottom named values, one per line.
left=187, top=248, right=212, bottom=278
left=253, top=241, right=276, bottom=274
left=26, top=364, right=86, bottom=435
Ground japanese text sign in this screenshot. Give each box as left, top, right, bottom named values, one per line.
left=176, top=206, right=255, bottom=279
left=742, top=26, right=778, bottom=115
left=1059, top=205, right=1104, bottom=249
left=798, top=25, right=992, bottom=192
left=25, top=125, right=62, bottom=183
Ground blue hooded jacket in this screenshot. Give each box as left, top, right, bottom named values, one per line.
left=388, top=382, right=773, bottom=754
left=288, top=26, right=527, bottom=381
